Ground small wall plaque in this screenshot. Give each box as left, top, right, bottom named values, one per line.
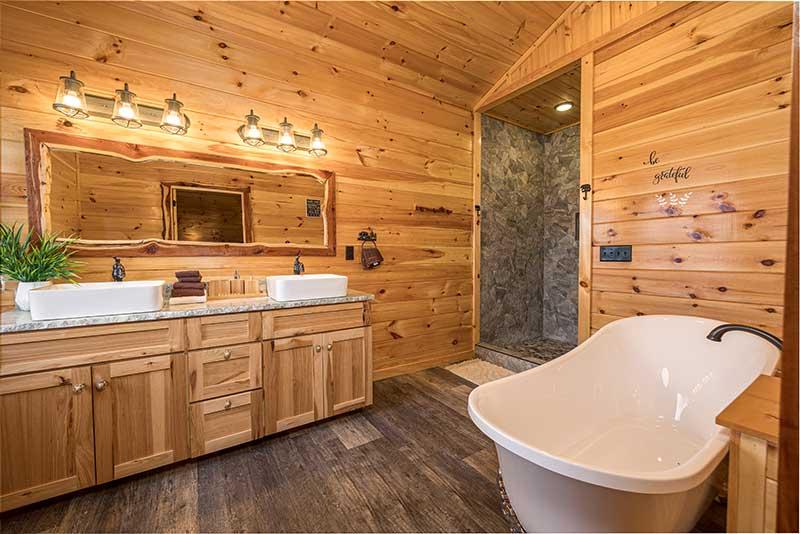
left=306, top=198, right=321, bottom=217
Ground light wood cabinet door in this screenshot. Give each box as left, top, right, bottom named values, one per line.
left=264, top=335, right=322, bottom=434
left=323, top=327, right=372, bottom=417
left=0, top=367, right=95, bottom=511
left=92, top=354, right=189, bottom=484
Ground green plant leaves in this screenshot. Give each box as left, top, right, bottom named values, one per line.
left=0, top=224, right=82, bottom=283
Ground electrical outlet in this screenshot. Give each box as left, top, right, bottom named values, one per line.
left=345, top=246, right=355, bottom=261
left=600, top=245, right=632, bottom=262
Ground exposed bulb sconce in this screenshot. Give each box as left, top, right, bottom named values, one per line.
left=237, top=110, right=266, bottom=147
left=51, top=72, right=191, bottom=135
left=276, top=117, right=297, bottom=153
left=310, top=123, right=327, bottom=157
left=554, top=101, right=574, bottom=112
left=358, top=229, right=383, bottom=270
left=236, top=111, right=327, bottom=157
left=52, top=71, right=88, bottom=119
left=160, top=93, right=190, bottom=135
left=111, top=83, right=142, bottom=128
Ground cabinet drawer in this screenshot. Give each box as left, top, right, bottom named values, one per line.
left=263, top=303, right=366, bottom=339
left=0, top=320, right=184, bottom=376
left=187, top=313, right=261, bottom=349
left=189, top=391, right=264, bottom=457
left=188, top=342, right=262, bottom=402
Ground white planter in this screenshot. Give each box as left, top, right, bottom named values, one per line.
left=15, top=281, right=53, bottom=311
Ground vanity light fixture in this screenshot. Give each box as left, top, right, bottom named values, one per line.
left=276, top=117, right=297, bottom=153
left=554, top=101, right=574, bottom=113
left=309, top=123, right=327, bottom=157
left=237, top=110, right=266, bottom=147
left=52, top=71, right=89, bottom=119
left=160, top=93, right=190, bottom=135
left=111, top=83, right=142, bottom=128
left=235, top=112, right=327, bottom=157
left=51, top=72, right=191, bottom=135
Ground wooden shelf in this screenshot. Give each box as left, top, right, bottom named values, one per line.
left=717, top=375, right=781, bottom=445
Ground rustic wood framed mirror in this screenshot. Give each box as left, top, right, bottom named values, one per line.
left=24, top=129, right=336, bottom=256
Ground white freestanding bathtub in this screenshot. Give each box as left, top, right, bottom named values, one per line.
left=468, top=315, right=780, bottom=533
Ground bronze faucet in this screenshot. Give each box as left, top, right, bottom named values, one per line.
left=112, top=257, right=126, bottom=282
left=293, top=253, right=305, bottom=275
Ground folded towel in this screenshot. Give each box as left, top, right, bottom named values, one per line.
left=172, top=282, right=205, bottom=290
left=171, top=288, right=206, bottom=297
left=175, top=276, right=202, bottom=283
left=175, top=270, right=201, bottom=279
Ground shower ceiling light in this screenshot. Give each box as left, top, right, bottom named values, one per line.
left=554, top=101, right=574, bottom=113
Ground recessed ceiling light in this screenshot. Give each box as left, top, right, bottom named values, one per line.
left=554, top=101, right=574, bottom=112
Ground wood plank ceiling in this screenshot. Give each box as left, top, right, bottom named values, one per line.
left=114, top=1, right=572, bottom=110
left=486, top=62, right=581, bottom=134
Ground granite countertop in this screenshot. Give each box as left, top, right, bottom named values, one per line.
left=0, top=291, right=373, bottom=334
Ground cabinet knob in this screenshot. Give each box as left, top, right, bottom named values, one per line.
left=326, top=344, right=333, bottom=352
left=94, top=379, right=108, bottom=391
left=224, top=400, right=232, bottom=410
left=72, top=383, right=86, bottom=393
left=223, top=349, right=232, bottom=360
left=315, top=345, right=322, bottom=353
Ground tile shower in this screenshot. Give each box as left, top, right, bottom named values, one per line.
left=479, top=115, right=579, bottom=366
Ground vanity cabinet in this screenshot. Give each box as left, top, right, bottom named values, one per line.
left=0, top=299, right=372, bottom=511
left=92, top=354, right=189, bottom=483
left=0, top=367, right=95, bottom=512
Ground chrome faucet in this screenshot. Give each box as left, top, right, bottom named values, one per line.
left=706, top=324, right=783, bottom=350
left=293, top=253, right=305, bottom=275
left=111, top=257, right=126, bottom=282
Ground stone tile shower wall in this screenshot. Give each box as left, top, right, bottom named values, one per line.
left=542, top=125, right=580, bottom=343
left=480, top=115, right=545, bottom=346
left=480, top=116, right=579, bottom=347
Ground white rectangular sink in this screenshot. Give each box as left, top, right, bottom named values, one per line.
left=266, top=274, right=348, bottom=302
left=29, top=281, right=165, bottom=321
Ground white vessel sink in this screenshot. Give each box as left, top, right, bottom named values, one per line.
left=267, top=274, right=348, bottom=302
left=29, top=281, right=165, bottom=321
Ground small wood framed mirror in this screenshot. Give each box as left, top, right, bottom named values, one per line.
left=24, top=129, right=336, bottom=256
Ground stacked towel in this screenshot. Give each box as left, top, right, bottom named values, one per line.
left=172, top=271, right=205, bottom=297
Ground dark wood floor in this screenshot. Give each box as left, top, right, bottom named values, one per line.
left=1, top=367, right=726, bottom=533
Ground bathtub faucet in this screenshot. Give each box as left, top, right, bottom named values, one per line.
left=706, top=324, right=783, bottom=350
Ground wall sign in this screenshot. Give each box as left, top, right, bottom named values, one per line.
left=643, top=150, right=692, bottom=185
left=306, top=198, right=321, bottom=217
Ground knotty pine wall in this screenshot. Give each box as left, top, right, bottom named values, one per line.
left=0, top=3, right=474, bottom=378
left=588, top=1, right=793, bottom=336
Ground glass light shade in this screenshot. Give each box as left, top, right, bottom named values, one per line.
left=52, top=71, right=89, bottom=119
left=554, top=101, right=574, bottom=112
left=309, top=123, right=327, bottom=157
left=111, top=83, right=142, bottom=128
left=276, top=117, right=296, bottom=153
left=160, top=93, right=189, bottom=135
left=237, top=110, right=265, bottom=147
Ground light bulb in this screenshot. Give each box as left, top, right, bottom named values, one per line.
left=118, top=102, right=135, bottom=120
left=276, top=117, right=296, bottom=152
left=61, top=92, right=82, bottom=108
left=554, top=101, right=574, bottom=112
left=164, top=111, right=182, bottom=126
left=246, top=125, right=261, bottom=139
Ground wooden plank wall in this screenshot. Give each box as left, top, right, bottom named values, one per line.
left=0, top=2, right=475, bottom=379
left=477, top=0, right=669, bottom=110
left=588, top=2, right=793, bottom=336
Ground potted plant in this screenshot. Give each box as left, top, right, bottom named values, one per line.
left=0, top=224, right=81, bottom=311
